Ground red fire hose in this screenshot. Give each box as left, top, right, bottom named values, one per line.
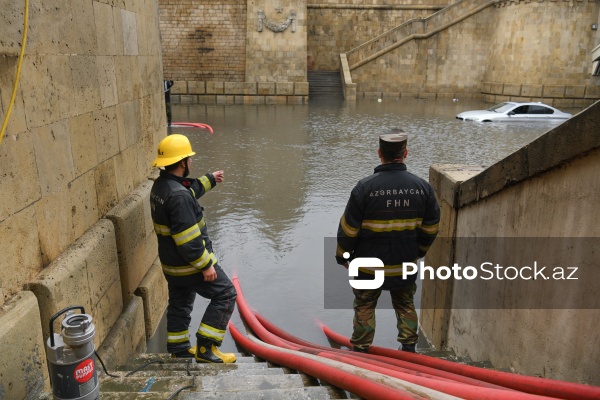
left=321, top=323, right=600, bottom=400
left=255, top=312, right=516, bottom=391
left=229, top=322, right=426, bottom=400
left=250, top=314, right=561, bottom=400
left=231, top=277, right=566, bottom=400
left=170, top=122, right=214, bottom=133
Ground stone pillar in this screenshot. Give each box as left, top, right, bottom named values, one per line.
left=246, top=0, right=307, bottom=83
left=420, top=164, right=484, bottom=349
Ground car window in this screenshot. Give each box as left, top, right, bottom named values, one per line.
left=487, top=103, right=513, bottom=112
left=512, top=106, right=529, bottom=114
left=528, top=105, right=553, bottom=114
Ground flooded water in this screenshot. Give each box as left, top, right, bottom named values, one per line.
left=147, top=98, right=578, bottom=353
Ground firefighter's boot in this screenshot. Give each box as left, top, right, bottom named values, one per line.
left=195, top=338, right=236, bottom=363
left=171, top=346, right=196, bottom=359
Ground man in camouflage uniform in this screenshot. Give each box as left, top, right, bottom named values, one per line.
left=336, top=129, right=440, bottom=353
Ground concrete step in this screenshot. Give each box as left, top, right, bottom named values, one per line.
left=308, top=71, right=343, bottom=99
left=181, top=386, right=333, bottom=399
left=201, top=373, right=306, bottom=391
left=98, top=352, right=338, bottom=399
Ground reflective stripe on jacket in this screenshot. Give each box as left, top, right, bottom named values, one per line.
left=151, top=170, right=217, bottom=278
left=336, top=163, right=440, bottom=281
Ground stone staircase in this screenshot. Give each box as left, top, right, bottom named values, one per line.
left=307, top=71, right=344, bottom=100
left=98, top=352, right=350, bottom=399
left=96, top=345, right=504, bottom=399
left=344, top=0, right=497, bottom=70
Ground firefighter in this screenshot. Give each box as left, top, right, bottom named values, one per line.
left=336, top=129, right=440, bottom=353
left=150, top=134, right=237, bottom=363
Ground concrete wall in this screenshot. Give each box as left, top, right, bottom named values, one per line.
left=0, top=1, right=169, bottom=397
left=422, top=100, right=600, bottom=384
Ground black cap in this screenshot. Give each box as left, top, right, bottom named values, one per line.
left=379, top=129, right=408, bottom=158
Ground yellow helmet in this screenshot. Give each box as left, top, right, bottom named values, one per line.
left=152, top=134, right=196, bottom=167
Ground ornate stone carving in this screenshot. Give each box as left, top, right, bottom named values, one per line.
left=258, top=9, right=297, bottom=33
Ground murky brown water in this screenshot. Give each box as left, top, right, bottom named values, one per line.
left=147, top=98, right=577, bottom=353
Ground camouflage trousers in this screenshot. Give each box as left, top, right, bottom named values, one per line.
left=350, top=283, right=418, bottom=350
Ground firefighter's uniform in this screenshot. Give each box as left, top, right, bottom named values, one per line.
left=336, top=131, right=440, bottom=352
left=150, top=134, right=236, bottom=363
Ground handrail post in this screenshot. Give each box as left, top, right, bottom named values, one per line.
left=339, top=53, right=357, bottom=103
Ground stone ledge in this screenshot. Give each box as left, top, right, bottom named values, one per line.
left=482, top=82, right=600, bottom=104
left=29, top=219, right=122, bottom=349
left=0, top=291, right=50, bottom=399
left=173, top=94, right=308, bottom=105
left=105, top=180, right=157, bottom=302
left=96, top=296, right=146, bottom=369
left=429, top=164, right=486, bottom=208
left=135, top=260, right=168, bottom=338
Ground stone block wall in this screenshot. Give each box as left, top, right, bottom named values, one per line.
left=348, top=1, right=496, bottom=99
left=159, top=0, right=247, bottom=82
left=29, top=220, right=123, bottom=352
left=0, top=0, right=164, bottom=305
left=0, top=1, right=169, bottom=397
left=307, top=7, right=437, bottom=71
left=246, top=0, right=307, bottom=83
left=341, top=1, right=599, bottom=102
left=480, top=1, right=600, bottom=107
left=1, top=181, right=165, bottom=398
left=170, top=80, right=309, bottom=105
left=160, top=0, right=309, bottom=103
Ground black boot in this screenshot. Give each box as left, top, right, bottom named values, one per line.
left=195, top=337, right=236, bottom=363
left=400, top=343, right=416, bottom=353
left=352, top=346, right=369, bottom=353
left=171, top=347, right=196, bottom=358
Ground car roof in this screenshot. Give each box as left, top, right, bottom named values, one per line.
left=503, top=101, right=555, bottom=107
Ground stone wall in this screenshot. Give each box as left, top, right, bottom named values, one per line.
left=159, top=0, right=247, bottom=82
left=0, top=0, right=168, bottom=397
left=422, top=101, right=600, bottom=385
left=307, top=6, right=441, bottom=71
left=160, top=0, right=309, bottom=104
left=344, top=1, right=600, bottom=103
left=481, top=1, right=600, bottom=108
left=161, top=0, right=600, bottom=104
left=0, top=0, right=164, bottom=304
left=345, top=0, right=504, bottom=99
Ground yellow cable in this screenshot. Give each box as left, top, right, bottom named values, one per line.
left=0, top=0, right=29, bottom=146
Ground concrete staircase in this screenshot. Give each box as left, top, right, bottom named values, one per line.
left=307, top=71, right=344, bottom=100
left=98, top=352, right=349, bottom=399
left=97, top=346, right=504, bottom=399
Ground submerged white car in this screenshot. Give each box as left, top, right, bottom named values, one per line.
left=456, top=102, right=572, bottom=122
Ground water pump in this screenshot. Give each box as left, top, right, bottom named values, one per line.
left=46, top=306, right=99, bottom=400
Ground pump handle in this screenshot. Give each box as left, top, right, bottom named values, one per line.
left=49, top=306, right=86, bottom=347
